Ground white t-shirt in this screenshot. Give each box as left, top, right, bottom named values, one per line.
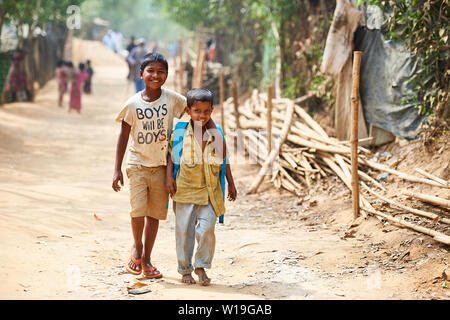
left=115, top=88, right=186, bottom=167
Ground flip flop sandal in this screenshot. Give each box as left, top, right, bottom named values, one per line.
left=143, top=266, right=163, bottom=279
left=125, top=249, right=142, bottom=275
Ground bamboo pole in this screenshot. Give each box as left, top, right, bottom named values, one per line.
left=267, top=85, right=273, bottom=154
left=197, top=50, right=206, bottom=88
left=232, top=82, right=240, bottom=129
left=361, top=182, right=450, bottom=225
left=361, top=206, right=450, bottom=245
left=219, top=71, right=225, bottom=135
left=247, top=100, right=294, bottom=194
left=360, top=158, right=450, bottom=189
left=342, top=161, right=386, bottom=191
left=351, top=51, right=363, bottom=219
left=404, top=191, right=450, bottom=209
left=415, top=168, right=450, bottom=187
left=193, top=39, right=202, bottom=88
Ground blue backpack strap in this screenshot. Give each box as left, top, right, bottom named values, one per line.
left=172, top=121, right=189, bottom=179
left=165, top=121, right=189, bottom=209
left=215, top=125, right=227, bottom=224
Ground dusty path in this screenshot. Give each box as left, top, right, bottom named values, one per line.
left=0, top=40, right=448, bottom=300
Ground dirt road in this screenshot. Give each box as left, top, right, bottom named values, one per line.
left=0, top=40, right=448, bottom=300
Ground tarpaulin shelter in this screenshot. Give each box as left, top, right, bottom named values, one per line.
left=321, top=0, right=424, bottom=145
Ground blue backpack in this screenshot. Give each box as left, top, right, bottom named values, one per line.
left=170, top=121, right=227, bottom=223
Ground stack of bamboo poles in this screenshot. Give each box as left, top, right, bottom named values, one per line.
left=222, top=88, right=450, bottom=245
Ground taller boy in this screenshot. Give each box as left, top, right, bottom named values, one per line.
left=112, top=52, right=186, bottom=278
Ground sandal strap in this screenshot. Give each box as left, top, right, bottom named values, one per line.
left=130, top=255, right=142, bottom=266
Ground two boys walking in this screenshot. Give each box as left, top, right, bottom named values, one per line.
left=112, top=52, right=237, bottom=285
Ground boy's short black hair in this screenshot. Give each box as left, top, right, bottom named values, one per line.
left=140, top=52, right=168, bottom=73
left=186, top=88, right=214, bottom=108
left=79, top=63, right=85, bottom=71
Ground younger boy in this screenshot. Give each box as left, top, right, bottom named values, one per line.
left=166, top=88, right=237, bottom=286
left=112, top=52, right=186, bottom=278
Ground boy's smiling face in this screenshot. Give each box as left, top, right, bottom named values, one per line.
left=140, top=61, right=167, bottom=90
left=186, top=101, right=213, bottom=127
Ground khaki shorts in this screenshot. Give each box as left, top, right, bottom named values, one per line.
left=126, top=164, right=169, bottom=219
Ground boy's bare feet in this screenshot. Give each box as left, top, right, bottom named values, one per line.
left=194, top=268, right=211, bottom=286
left=181, top=274, right=196, bottom=284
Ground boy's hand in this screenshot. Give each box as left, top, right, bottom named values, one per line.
left=166, top=176, right=177, bottom=196
left=227, top=183, right=237, bottom=201
left=112, top=170, right=124, bottom=192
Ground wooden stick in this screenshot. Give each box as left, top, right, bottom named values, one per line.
left=232, top=82, right=240, bottom=129
left=360, top=158, right=450, bottom=189
left=267, top=85, right=273, bottom=154
left=294, top=92, right=315, bottom=104
left=361, top=206, right=450, bottom=245
left=361, top=182, right=450, bottom=225
left=247, top=100, right=294, bottom=194
left=415, top=168, right=449, bottom=187
left=343, top=161, right=386, bottom=191
left=219, top=71, right=225, bottom=136
left=403, top=191, right=450, bottom=209
left=282, top=152, right=298, bottom=169
left=293, top=103, right=329, bottom=138
left=351, top=51, right=363, bottom=219
left=280, top=166, right=303, bottom=194
left=197, top=50, right=206, bottom=88
left=285, top=134, right=350, bottom=155
left=193, top=39, right=202, bottom=88
left=309, top=157, right=327, bottom=178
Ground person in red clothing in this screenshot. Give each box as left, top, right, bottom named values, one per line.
left=68, top=63, right=89, bottom=113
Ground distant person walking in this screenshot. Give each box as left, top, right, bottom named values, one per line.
left=8, top=48, right=31, bottom=102
left=69, top=63, right=89, bottom=114
left=126, top=36, right=137, bottom=80
left=56, top=59, right=68, bottom=107
left=127, top=38, right=147, bottom=93
left=83, top=60, right=94, bottom=94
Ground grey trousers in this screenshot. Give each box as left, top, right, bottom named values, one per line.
left=174, top=201, right=217, bottom=275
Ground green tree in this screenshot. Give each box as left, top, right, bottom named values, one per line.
left=80, top=0, right=189, bottom=43
left=0, top=0, right=85, bottom=45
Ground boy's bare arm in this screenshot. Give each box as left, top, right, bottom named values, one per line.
left=225, top=163, right=237, bottom=201
left=112, top=121, right=131, bottom=192
left=166, top=153, right=177, bottom=195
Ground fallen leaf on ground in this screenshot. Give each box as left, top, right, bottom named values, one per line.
left=431, top=216, right=440, bottom=225
left=93, top=213, right=102, bottom=221
left=127, top=280, right=152, bottom=294
left=127, top=280, right=147, bottom=289
left=341, top=229, right=357, bottom=240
